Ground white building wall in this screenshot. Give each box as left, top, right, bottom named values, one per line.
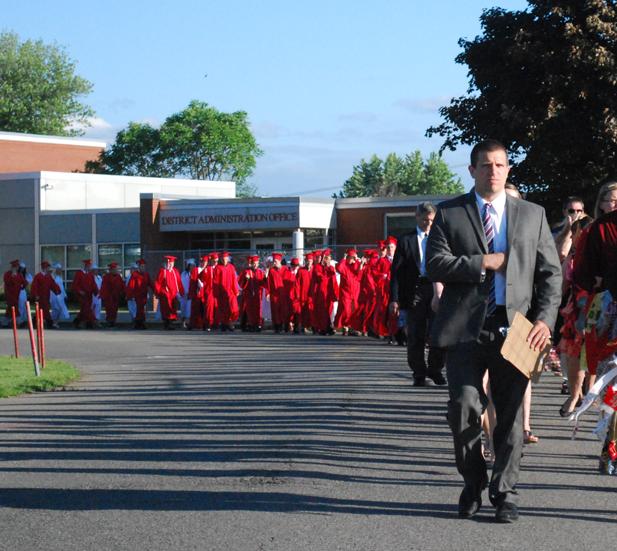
left=37, top=172, right=236, bottom=211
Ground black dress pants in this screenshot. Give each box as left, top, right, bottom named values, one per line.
left=445, top=308, right=529, bottom=505
left=407, top=281, right=445, bottom=379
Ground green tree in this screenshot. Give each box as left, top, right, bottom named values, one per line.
left=0, top=31, right=94, bottom=136
left=426, top=1, right=617, bottom=210
left=88, top=100, right=262, bottom=197
left=339, top=155, right=383, bottom=197
left=160, top=100, right=262, bottom=196
left=338, top=150, right=463, bottom=198
left=86, top=122, right=171, bottom=177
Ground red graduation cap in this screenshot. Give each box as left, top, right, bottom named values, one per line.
left=377, top=240, right=386, bottom=250
left=83, top=259, right=92, bottom=266
left=313, top=249, right=322, bottom=257
left=108, top=262, right=119, bottom=269
left=272, top=252, right=283, bottom=261
left=9, top=259, right=20, bottom=268
left=385, top=235, right=397, bottom=246
left=136, top=258, right=147, bottom=265
left=41, top=260, right=51, bottom=269
left=346, top=248, right=358, bottom=256
left=209, top=252, right=220, bottom=260
left=290, top=257, right=300, bottom=266
left=304, top=252, right=314, bottom=260
left=322, top=248, right=332, bottom=256
left=163, top=255, right=177, bottom=262
left=221, top=251, right=230, bottom=258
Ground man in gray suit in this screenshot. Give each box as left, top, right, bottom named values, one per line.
left=426, top=139, right=561, bottom=523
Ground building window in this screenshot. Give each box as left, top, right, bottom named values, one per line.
left=98, top=243, right=141, bottom=276
left=124, top=244, right=141, bottom=270
left=40, top=245, right=65, bottom=267
left=67, top=244, right=93, bottom=270
left=304, top=228, right=328, bottom=249
left=385, top=213, right=416, bottom=239
left=98, top=244, right=123, bottom=267
left=41, top=243, right=140, bottom=283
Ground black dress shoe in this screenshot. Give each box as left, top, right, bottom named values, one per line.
left=495, top=502, right=519, bottom=523
left=429, top=373, right=447, bottom=386
left=458, top=475, right=488, bottom=519
left=458, top=486, right=482, bottom=519
left=413, top=377, right=427, bottom=387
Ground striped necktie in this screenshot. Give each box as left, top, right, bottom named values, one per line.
left=482, top=202, right=497, bottom=316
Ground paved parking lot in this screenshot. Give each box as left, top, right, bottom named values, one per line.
left=0, top=329, right=614, bottom=550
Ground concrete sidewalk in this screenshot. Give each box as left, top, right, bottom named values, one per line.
left=0, top=329, right=614, bottom=551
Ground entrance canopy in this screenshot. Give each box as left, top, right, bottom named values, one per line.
left=159, top=196, right=335, bottom=233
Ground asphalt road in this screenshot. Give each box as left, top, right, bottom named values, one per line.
left=0, top=328, right=615, bottom=551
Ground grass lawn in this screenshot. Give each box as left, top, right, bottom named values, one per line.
left=0, top=356, right=80, bottom=398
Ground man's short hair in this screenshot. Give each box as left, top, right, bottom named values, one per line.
left=470, top=139, right=508, bottom=167
left=562, top=196, right=584, bottom=209
left=417, top=202, right=436, bottom=216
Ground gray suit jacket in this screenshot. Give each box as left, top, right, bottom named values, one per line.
left=425, top=190, right=562, bottom=348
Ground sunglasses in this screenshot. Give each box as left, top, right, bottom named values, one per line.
left=567, top=208, right=583, bottom=214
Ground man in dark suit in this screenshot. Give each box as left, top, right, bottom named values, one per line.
left=390, top=202, right=446, bottom=386
left=426, top=139, right=561, bottom=523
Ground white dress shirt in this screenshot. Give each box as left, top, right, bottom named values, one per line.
left=475, top=191, right=507, bottom=305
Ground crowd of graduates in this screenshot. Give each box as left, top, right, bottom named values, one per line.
left=2, top=237, right=403, bottom=341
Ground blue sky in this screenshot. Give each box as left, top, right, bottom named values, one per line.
left=4, top=0, right=528, bottom=196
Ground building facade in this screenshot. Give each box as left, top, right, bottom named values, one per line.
left=0, top=131, right=105, bottom=173
left=0, top=171, right=235, bottom=284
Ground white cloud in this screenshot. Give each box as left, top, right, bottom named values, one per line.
left=393, top=96, right=453, bottom=114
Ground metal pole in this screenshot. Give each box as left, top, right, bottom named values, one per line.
left=10, top=306, right=19, bottom=358
left=35, top=302, right=42, bottom=362
left=38, top=307, right=46, bottom=369
left=25, top=301, right=40, bottom=377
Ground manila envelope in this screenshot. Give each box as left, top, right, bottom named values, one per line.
left=500, top=312, right=552, bottom=383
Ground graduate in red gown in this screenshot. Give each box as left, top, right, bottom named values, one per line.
left=201, top=253, right=218, bottom=330
left=188, top=255, right=207, bottom=330
left=126, top=259, right=153, bottom=329
left=3, top=259, right=27, bottom=321
left=267, top=252, right=287, bottom=333
left=286, top=257, right=303, bottom=333
left=351, top=249, right=379, bottom=335
left=334, top=248, right=362, bottom=334
left=214, top=251, right=239, bottom=331
left=372, top=236, right=398, bottom=340
left=238, top=255, right=266, bottom=331
left=154, top=255, right=184, bottom=329
left=30, top=260, right=61, bottom=328
left=72, top=259, right=99, bottom=329
left=310, top=248, right=339, bottom=335
left=296, top=252, right=314, bottom=332
left=100, top=262, right=125, bottom=327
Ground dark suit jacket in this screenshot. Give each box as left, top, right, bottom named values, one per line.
left=390, top=229, right=422, bottom=309
left=426, top=190, right=562, bottom=348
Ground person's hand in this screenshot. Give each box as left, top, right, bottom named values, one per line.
left=527, top=320, right=551, bottom=352
left=246, top=272, right=251, bottom=279
left=482, top=253, right=507, bottom=272
left=389, top=301, right=399, bottom=316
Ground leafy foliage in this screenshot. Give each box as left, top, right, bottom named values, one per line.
left=426, top=0, right=617, bottom=210
left=338, top=150, right=463, bottom=198
left=89, top=101, right=262, bottom=197
left=0, top=32, right=94, bottom=136
left=86, top=122, right=171, bottom=177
